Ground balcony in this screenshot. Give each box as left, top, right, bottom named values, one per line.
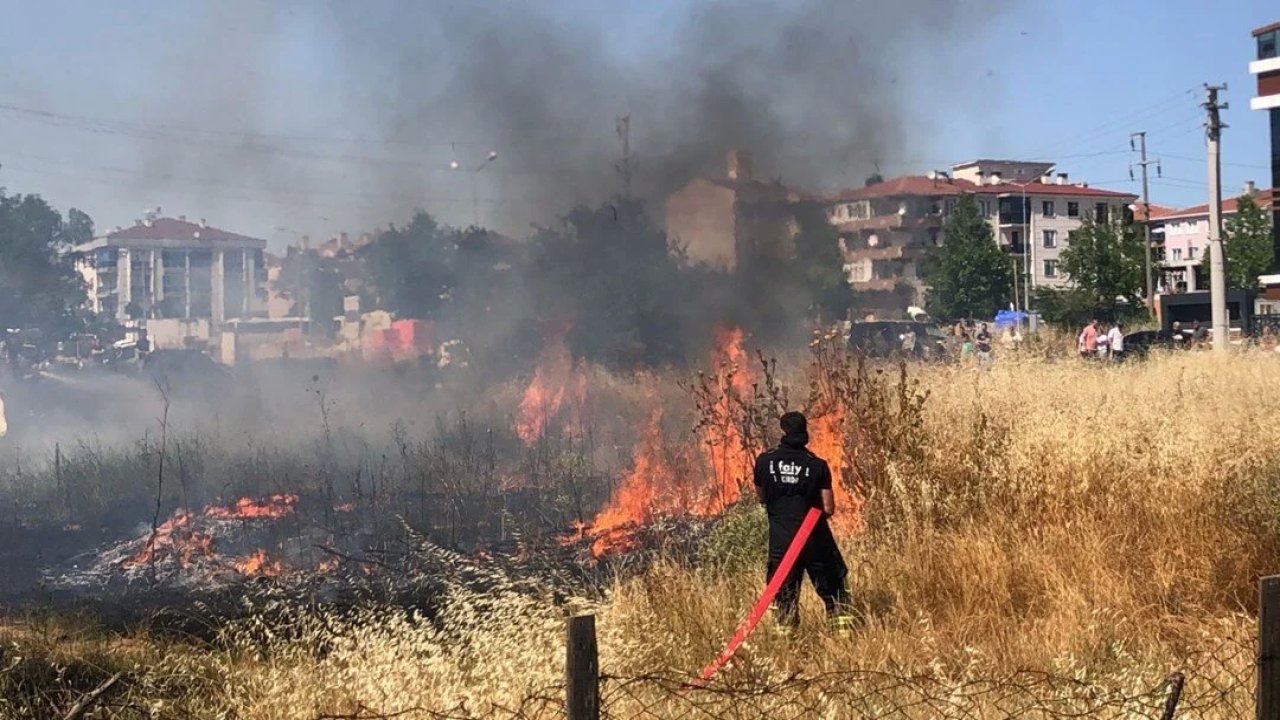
left=833, top=213, right=943, bottom=233
left=848, top=278, right=900, bottom=291
left=842, top=245, right=928, bottom=261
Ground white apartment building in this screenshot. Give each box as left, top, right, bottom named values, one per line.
left=76, top=215, right=267, bottom=334
left=826, top=160, right=1138, bottom=313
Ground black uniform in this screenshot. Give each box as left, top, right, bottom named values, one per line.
left=753, top=433, right=850, bottom=625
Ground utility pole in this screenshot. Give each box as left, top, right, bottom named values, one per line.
left=615, top=115, right=633, bottom=199
left=1204, top=84, right=1230, bottom=352
left=1130, top=131, right=1160, bottom=313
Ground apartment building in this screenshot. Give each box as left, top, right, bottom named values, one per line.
left=76, top=215, right=267, bottom=323
left=665, top=150, right=801, bottom=271
left=1148, top=182, right=1276, bottom=292
left=826, top=160, right=1137, bottom=313
left=826, top=175, right=965, bottom=311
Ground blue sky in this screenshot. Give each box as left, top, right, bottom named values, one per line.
left=0, top=1, right=1275, bottom=247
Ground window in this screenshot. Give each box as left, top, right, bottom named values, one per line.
left=1188, top=247, right=1198, bottom=259
left=945, top=199, right=956, bottom=215
left=1043, top=259, right=1059, bottom=278
left=979, top=200, right=992, bottom=216
left=1042, top=200, right=1055, bottom=217
left=1067, top=201, right=1080, bottom=217
left=1095, top=203, right=1109, bottom=222
left=928, top=228, right=941, bottom=246
left=1042, top=229, right=1057, bottom=248
left=998, top=196, right=1030, bottom=224
left=1260, top=29, right=1278, bottom=60
left=1172, top=248, right=1183, bottom=261
left=1010, top=230, right=1021, bottom=248
left=930, top=199, right=942, bottom=215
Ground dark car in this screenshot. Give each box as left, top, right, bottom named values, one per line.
left=1121, top=330, right=1178, bottom=357
left=141, top=349, right=230, bottom=396
left=848, top=321, right=948, bottom=360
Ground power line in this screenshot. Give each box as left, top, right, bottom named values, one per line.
left=0, top=159, right=554, bottom=211
left=1157, top=152, right=1272, bottom=172
left=1024, top=87, right=1199, bottom=159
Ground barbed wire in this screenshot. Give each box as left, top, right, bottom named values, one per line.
left=301, top=634, right=1254, bottom=719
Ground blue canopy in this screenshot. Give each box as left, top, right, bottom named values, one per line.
left=993, top=310, right=1028, bottom=329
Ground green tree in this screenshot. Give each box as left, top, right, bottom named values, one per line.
left=920, top=193, right=1012, bottom=319
left=363, top=211, right=457, bottom=319
left=528, top=197, right=692, bottom=367
left=0, top=190, right=91, bottom=337
left=1057, top=212, right=1145, bottom=321
left=791, top=202, right=852, bottom=323
left=1224, top=193, right=1274, bottom=290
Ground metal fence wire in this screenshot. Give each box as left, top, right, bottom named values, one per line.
left=321, top=635, right=1254, bottom=720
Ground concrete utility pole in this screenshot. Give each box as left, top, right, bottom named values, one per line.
left=1131, top=131, right=1158, bottom=313
left=1204, top=84, right=1230, bottom=352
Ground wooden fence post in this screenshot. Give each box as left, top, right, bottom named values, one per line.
left=566, top=614, right=600, bottom=720
left=1260, top=576, right=1280, bottom=720
left=1160, top=672, right=1184, bottom=720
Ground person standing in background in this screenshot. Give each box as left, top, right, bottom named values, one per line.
left=1107, top=322, right=1125, bottom=362
left=1080, top=319, right=1100, bottom=359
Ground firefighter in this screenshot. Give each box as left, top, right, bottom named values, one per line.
left=753, top=411, right=852, bottom=631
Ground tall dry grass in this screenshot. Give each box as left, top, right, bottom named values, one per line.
left=607, top=350, right=1277, bottom=698
left=4, top=350, right=1279, bottom=717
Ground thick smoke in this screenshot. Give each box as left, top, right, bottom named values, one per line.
left=131, top=0, right=1002, bottom=236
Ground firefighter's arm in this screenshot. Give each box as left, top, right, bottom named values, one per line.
left=820, top=460, right=836, bottom=516
left=755, top=484, right=767, bottom=503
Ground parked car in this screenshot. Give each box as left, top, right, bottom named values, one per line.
left=139, top=349, right=230, bottom=399
left=1121, top=330, right=1178, bottom=357
left=848, top=321, right=948, bottom=360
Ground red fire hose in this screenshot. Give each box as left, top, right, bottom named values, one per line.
left=694, top=506, right=822, bottom=684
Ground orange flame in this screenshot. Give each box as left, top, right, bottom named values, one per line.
left=204, top=494, right=298, bottom=520
left=807, top=408, right=864, bottom=534
left=516, top=329, right=587, bottom=445
left=584, top=328, right=756, bottom=557
left=696, top=327, right=755, bottom=515
left=588, top=408, right=715, bottom=556
left=232, top=549, right=283, bottom=577
left=124, top=512, right=216, bottom=568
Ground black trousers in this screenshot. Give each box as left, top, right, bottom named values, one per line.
left=767, top=515, right=850, bottom=625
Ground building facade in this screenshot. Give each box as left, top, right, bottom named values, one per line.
left=665, top=150, right=801, bottom=271
left=1252, top=21, right=1280, bottom=268
left=76, top=216, right=267, bottom=324
left=825, top=160, right=1137, bottom=312
left=1148, top=184, right=1276, bottom=292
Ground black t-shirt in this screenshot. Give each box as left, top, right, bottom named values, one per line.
left=753, top=444, right=832, bottom=523
left=975, top=330, right=992, bottom=351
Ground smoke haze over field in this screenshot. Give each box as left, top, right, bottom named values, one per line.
left=0, top=0, right=1005, bottom=243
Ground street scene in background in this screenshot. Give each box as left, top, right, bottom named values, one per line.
left=1, top=3, right=1280, bottom=719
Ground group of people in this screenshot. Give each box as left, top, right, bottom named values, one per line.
left=953, top=321, right=1023, bottom=364
left=1077, top=319, right=1126, bottom=361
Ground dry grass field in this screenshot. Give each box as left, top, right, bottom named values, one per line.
left=2, top=347, right=1278, bottom=717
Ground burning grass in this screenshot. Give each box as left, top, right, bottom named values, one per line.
left=2, top=347, right=1279, bottom=716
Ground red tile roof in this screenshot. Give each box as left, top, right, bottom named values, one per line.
left=1132, top=203, right=1176, bottom=222
left=828, top=175, right=974, bottom=201
left=105, top=217, right=263, bottom=244
left=827, top=175, right=1137, bottom=202
left=1148, top=189, right=1276, bottom=221
left=982, top=182, right=1136, bottom=199
left=1254, top=21, right=1280, bottom=37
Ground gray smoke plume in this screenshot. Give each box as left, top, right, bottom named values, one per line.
left=125, top=0, right=1004, bottom=238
